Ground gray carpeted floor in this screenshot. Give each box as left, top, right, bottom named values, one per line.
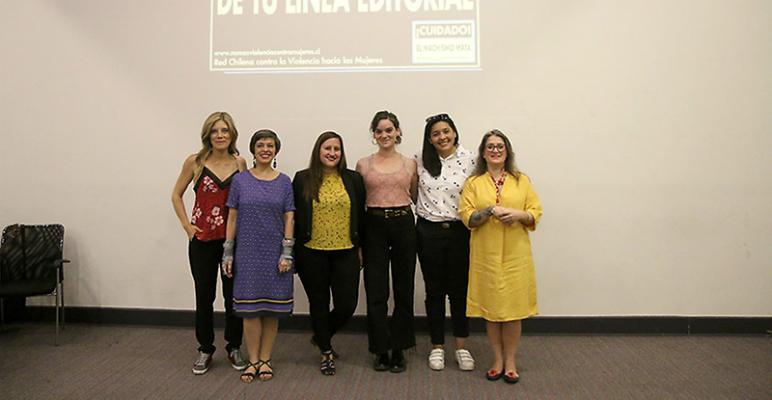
left=0, top=323, right=769, bottom=399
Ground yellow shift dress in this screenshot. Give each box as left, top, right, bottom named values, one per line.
left=459, top=173, right=543, bottom=322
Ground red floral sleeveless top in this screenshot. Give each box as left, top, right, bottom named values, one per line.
left=191, top=166, right=237, bottom=241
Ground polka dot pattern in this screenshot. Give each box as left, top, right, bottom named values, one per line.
left=226, top=171, right=296, bottom=317
left=415, top=146, right=476, bottom=221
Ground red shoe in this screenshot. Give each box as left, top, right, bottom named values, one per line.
left=503, top=370, right=520, bottom=384
left=486, top=368, right=503, bottom=381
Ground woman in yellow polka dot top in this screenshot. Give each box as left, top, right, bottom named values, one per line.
left=292, top=131, right=366, bottom=376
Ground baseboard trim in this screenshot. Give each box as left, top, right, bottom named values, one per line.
left=13, top=306, right=771, bottom=335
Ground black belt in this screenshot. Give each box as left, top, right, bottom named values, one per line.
left=418, top=217, right=463, bottom=229
left=367, top=206, right=412, bottom=219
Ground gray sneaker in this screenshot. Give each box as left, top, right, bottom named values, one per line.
left=227, top=348, right=248, bottom=371
left=192, top=351, right=212, bottom=375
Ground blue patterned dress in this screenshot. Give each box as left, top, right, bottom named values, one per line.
left=226, top=171, right=295, bottom=317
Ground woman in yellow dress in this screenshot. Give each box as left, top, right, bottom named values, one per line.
left=458, top=129, right=543, bottom=384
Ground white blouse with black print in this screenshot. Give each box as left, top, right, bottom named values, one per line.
left=415, top=146, right=476, bottom=222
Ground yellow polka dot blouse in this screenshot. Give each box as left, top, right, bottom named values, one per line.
left=305, top=173, right=353, bottom=250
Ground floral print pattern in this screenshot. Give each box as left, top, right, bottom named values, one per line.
left=201, top=176, right=219, bottom=193
left=190, top=167, right=236, bottom=241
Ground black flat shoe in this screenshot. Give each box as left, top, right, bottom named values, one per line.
left=503, top=370, right=520, bottom=384
left=373, top=353, right=390, bottom=371
left=390, top=350, right=406, bottom=373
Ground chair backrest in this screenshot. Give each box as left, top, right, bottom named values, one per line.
left=0, top=224, right=64, bottom=287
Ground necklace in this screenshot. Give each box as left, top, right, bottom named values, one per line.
left=489, top=171, right=506, bottom=205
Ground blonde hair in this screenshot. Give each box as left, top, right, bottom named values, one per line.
left=194, top=112, right=239, bottom=177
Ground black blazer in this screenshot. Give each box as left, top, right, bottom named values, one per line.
left=292, top=168, right=366, bottom=247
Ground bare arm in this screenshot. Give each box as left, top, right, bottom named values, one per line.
left=225, top=208, right=238, bottom=241
left=408, top=158, right=418, bottom=204
left=237, top=156, right=248, bottom=172
left=283, top=211, right=295, bottom=239
left=171, top=155, right=202, bottom=240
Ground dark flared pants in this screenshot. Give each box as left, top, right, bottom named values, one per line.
left=416, top=218, right=471, bottom=345
left=363, top=211, right=417, bottom=354
left=188, top=237, right=243, bottom=354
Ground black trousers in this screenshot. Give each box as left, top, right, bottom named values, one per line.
left=296, top=245, right=360, bottom=352
left=363, top=211, right=417, bottom=354
left=188, top=237, right=243, bottom=354
left=416, top=218, right=471, bottom=345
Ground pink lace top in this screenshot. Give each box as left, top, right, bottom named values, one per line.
left=357, top=154, right=414, bottom=208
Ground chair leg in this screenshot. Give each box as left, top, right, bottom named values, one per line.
left=61, top=281, right=65, bottom=329
left=55, top=284, right=60, bottom=346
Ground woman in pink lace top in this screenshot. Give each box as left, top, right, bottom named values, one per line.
left=356, top=110, right=417, bottom=373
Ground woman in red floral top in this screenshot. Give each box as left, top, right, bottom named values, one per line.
left=172, top=111, right=248, bottom=375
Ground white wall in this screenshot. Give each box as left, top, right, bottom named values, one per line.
left=1, top=0, right=770, bottom=316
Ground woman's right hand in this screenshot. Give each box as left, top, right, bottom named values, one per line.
left=185, top=223, right=203, bottom=241
left=222, top=259, right=234, bottom=278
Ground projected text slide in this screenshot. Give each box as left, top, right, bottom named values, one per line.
left=210, top=0, right=480, bottom=73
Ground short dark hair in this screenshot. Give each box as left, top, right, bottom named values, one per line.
left=249, top=129, right=281, bottom=154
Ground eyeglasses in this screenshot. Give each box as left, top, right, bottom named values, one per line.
left=425, top=113, right=450, bottom=123
left=485, top=143, right=505, bottom=152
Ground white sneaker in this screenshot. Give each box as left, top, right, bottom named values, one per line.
left=455, top=349, right=475, bottom=371
left=428, top=348, right=445, bottom=371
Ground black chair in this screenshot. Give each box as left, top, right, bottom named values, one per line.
left=0, top=224, right=69, bottom=345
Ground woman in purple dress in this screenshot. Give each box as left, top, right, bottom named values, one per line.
left=222, top=129, right=295, bottom=383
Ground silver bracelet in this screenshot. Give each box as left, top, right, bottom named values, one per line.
left=281, top=238, right=294, bottom=260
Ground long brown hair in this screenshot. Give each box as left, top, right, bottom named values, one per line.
left=472, top=129, right=521, bottom=181
left=303, top=131, right=347, bottom=202
left=194, top=112, right=239, bottom=176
